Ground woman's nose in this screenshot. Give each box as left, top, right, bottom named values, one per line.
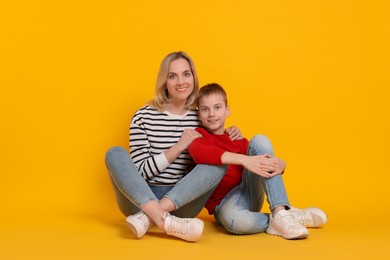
left=177, top=76, right=184, bottom=85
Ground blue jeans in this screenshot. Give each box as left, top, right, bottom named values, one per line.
left=214, top=134, right=290, bottom=235
left=105, top=146, right=226, bottom=218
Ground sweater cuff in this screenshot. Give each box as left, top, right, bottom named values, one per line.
left=155, top=153, right=170, bottom=172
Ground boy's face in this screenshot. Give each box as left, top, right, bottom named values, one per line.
left=198, top=93, right=230, bottom=135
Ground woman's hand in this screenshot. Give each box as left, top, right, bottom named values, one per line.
left=177, top=129, right=202, bottom=151
left=225, top=126, right=243, bottom=141
left=165, top=129, right=202, bottom=164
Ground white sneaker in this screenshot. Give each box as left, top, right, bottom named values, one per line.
left=126, top=211, right=153, bottom=239
left=288, top=206, right=328, bottom=227
left=266, top=210, right=309, bottom=240
left=163, top=212, right=204, bottom=242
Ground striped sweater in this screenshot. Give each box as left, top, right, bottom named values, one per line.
left=129, top=105, right=200, bottom=185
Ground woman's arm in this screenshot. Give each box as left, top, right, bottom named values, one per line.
left=164, top=129, right=202, bottom=163
left=130, top=109, right=201, bottom=180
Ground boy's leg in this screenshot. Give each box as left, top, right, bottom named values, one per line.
left=247, top=134, right=290, bottom=211
left=247, top=135, right=327, bottom=226
left=248, top=135, right=308, bottom=239
left=212, top=134, right=285, bottom=235
left=213, top=181, right=269, bottom=234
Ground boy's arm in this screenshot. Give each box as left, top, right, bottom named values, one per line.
left=221, top=152, right=280, bottom=178
left=188, top=138, right=226, bottom=165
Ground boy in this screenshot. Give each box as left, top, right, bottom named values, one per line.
left=188, top=83, right=327, bottom=239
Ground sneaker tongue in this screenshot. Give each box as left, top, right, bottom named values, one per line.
left=276, top=210, right=289, bottom=218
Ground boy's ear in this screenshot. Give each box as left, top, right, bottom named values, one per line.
left=226, top=106, right=231, bottom=117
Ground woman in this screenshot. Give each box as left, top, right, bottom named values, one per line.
left=105, top=51, right=241, bottom=242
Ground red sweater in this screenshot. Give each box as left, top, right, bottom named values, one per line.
left=188, top=127, right=249, bottom=214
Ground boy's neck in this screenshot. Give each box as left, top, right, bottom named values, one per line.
left=206, top=127, right=225, bottom=135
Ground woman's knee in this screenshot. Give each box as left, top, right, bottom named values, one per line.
left=105, top=146, right=127, bottom=163
left=106, top=146, right=127, bottom=157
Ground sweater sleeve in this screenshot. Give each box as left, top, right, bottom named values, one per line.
left=129, top=113, right=169, bottom=180
left=187, top=129, right=226, bottom=165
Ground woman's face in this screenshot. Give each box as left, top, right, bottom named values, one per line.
left=165, top=58, right=194, bottom=103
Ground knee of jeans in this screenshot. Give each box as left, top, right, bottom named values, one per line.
left=219, top=209, right=267, bottom=235
left=105, top=146, right=126, bottom=163
left=248, top=134, right=273, bottom=155
left=250, top=134, right=271, bottom=146
left=217, top=209, right=239, bottom=234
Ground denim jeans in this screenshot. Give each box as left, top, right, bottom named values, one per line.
left=105, top=146, right=226, bottom=218
left=214, top=134, right=290, bottom=235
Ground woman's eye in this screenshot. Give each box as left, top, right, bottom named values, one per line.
left=184, top=72, right=192, bottom=77
left=168, top=74, right=176, bottom=79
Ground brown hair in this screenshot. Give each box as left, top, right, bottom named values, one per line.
left=197, top=83, right=228, bottom=108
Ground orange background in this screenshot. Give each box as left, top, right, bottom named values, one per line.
left=1, top=1, right=389, bottom=259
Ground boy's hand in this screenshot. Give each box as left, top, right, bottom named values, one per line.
left=241, top=155, right=276, bottom=178
left=259, top=154, right=286, bottom=175
left=241, top=154, right=286, bottom=178
left=225, top=126, right=243, bottom=141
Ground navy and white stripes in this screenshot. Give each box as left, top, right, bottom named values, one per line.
left=129, top=105, right=200, bottom=185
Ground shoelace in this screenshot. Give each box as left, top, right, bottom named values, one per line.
left=166, top=215, right=190, bottom=235
left=281, top=213, right=300, bottom=225
left=292, top=213, right=313, bottom=226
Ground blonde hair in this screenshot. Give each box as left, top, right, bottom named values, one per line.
left=149, top=51, right=199, bottom=111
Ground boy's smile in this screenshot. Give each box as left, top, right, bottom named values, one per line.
left=197, top=93, right=230, bottom=135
